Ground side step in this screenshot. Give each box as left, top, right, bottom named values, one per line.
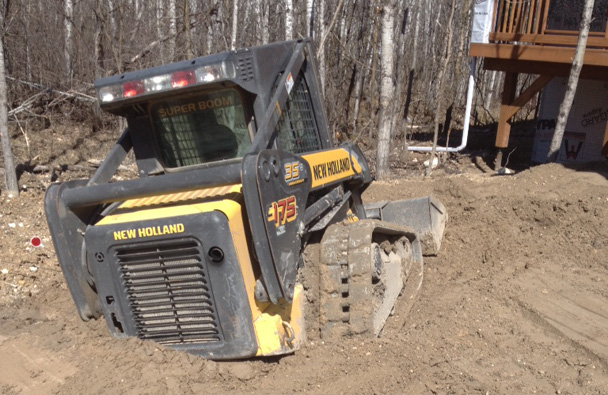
left=364, top=196, right=447, bottom=256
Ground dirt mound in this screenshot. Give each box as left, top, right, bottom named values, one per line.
left=1, top=123, right=608, bottom=394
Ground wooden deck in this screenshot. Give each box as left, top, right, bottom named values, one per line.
left=468, top=0, right=608, bottom=162
left=470, top=0, right=608, bottom=76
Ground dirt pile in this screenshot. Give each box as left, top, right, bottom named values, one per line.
left=1, top=123, right=607, bottom=394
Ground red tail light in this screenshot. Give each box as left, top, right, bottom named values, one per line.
left=171, top=70, right=196, bottom=88
left=123, top=80, right=145, bottom=97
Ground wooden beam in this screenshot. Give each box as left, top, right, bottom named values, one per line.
left=489, top=32, right=608, bottom=47
left=544, top=29, right=607, bottom=37
left=502, top=75, right=553, bottom=120
left=495, top=73, right=551, bottom=149
left=482, top=58, right=608, bottom=81
left=469, top=44, right=608, bottom=67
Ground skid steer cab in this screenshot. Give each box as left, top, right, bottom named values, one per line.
left=45, top=40, right=447, bottom=360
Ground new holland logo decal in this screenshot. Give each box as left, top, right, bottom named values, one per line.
left=113, top=223, right=185, bottom=241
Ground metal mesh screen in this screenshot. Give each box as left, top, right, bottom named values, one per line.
left=156, top=115, right=204, bottom=167
left=151, top=89, right=250, bottom=168
left=276, top=74, right=322, bottom=154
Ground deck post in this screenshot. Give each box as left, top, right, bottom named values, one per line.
left=496, top=72, right=518, bottom=145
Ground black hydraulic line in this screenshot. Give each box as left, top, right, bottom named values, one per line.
left=62, top=162, right=241, bottom=208
left=303, top=187, right=343, bottom=226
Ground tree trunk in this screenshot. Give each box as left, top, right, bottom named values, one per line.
left=485, top=70, right=497, bottom=119
left=94, top=0, right=105, bottom=78
left=261, top=0, right=269, bottom=44
left=24, top=0, right=32, bottom=81
left=318, top=0, right=326, bottom=91
left=547, top=0, right=595, bottom=162
left=64, top=0, right=73, bottom=86
left=317, top=0, right=344, bottom=64
left=185, top=0, right=194, bottom=57
left=156, top=0, right=165, bottom=61
left=0, top=33, right=18, bottom=196
left=285, top=0, right=293, bottom=40
left=367, top=3, right=381, bottom=139
left=391, top=1, right=409, bottom=140
left=168, top=0, right=177, bottom=60
left=404, top=1, right=420, bottom=148
left=376, top=0, right=395, bottom=180
left=306, top=0, right=314, bottom=37
left=427, top=0, right=456, bottom=177
left=231, top=0, right=239, bottom=50
left=351, top=7, right=374, bottom=135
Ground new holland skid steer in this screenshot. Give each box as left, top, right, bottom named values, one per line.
left=45, top=40, right=447, bottom=359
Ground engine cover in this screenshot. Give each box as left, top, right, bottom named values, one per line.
left=85, top=210, right=257, bottom=359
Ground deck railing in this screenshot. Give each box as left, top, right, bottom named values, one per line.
left=490, top=0, right=608, bottom=48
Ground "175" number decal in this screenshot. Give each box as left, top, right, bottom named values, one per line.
left=267, top=196, right=297, bottom=228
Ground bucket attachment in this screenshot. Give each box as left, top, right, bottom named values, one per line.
left=364, top=196, right=447, bottom=256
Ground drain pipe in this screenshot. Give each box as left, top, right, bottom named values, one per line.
left=408, top=57, right=477, bottom=153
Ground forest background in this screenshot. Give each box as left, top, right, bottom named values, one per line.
left=0, top=0, right=566, bottom=184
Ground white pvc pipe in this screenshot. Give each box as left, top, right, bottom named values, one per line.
left=408, top=57, right=477, bottom=153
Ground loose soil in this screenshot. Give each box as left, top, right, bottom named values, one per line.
left=1, top=124, right=607, bottom=394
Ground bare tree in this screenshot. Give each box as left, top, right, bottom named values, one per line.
left=427, top=0, right=456, bottom=176
left=231, top=0, right=239, bottom=50
left=318, top=0, right=326, bottom=89
left=64, top=0, right=73, bottom=85
left=547, top=0, right=596, bottom=162
left=306, top=0, right=314, bottom=37
left=184, top=0, right=194, bottom=58
left=0, top=3, right=17, bottom=196
left=168, top=0, right=177, bottom=60
left=376, top=0, right=395, bottom=180
left=254, top=0, right=269, bottom=44
left=0, top=0, right=498, bottom=183
left=285, top=0, right=293, bottom=40
left=403, top=0, right=420, bottom=149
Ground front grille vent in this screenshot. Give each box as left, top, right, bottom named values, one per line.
left=115, top=238, right=222, bottom=345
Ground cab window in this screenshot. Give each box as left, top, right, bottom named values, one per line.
left=150, top=89, right=250, bottom=168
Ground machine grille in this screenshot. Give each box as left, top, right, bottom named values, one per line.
left=115, top=238, right=223, bottom=345
left=237, top=55, right=254, bottom=81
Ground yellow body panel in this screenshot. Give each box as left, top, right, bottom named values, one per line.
left=301, top=148, right=363, bottom=189
left=117, top=185, right=242, bottom=209
left=97, top=185, right=305, bottom=357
